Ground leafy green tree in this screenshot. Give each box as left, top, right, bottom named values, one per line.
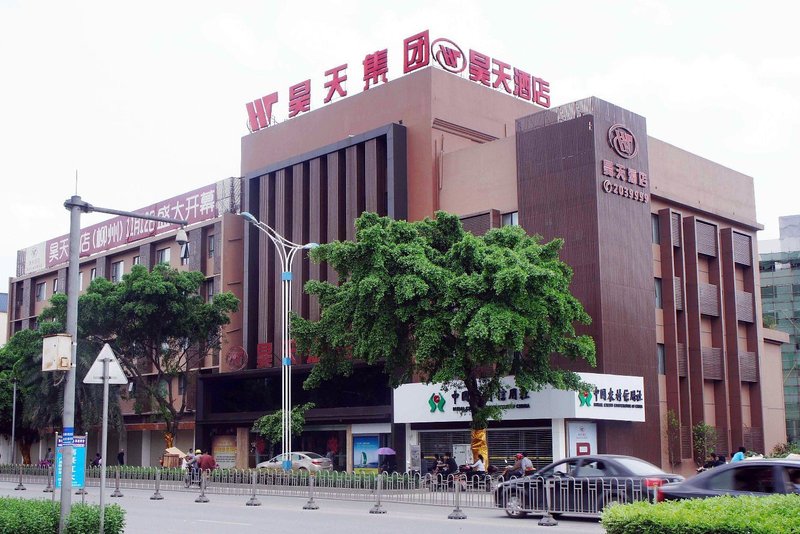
left=0, top=324, right=118, bottom=463
left=252, top=402, right=315, bottom=458
left=692, top=421, right=718, bottom=467
left=293, top=212, right=596, bottom=458
left=45, top=264, right=239, bottom=448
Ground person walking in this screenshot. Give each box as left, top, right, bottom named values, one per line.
left=117, top=449, right=125, bottom=466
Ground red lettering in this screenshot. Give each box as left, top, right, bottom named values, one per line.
left=513, top=68, right=532, bottom=100
left=534, top=77, right=551, bottom=108
left=492, top=59, right=512, bottom=94
left=403, top=30, right=430, bottom=73
left=363, top=49, right=389, bottom=90
left=288, top=80, right=311, bottom=118
left=246, top=92, right=278, bottom=132
left=324, top=64, right=348, bottom=104
left=469, top=50, right=491, bottom=86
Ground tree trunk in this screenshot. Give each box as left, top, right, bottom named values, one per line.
left=470, top=429, right=489, bottom=469
left=18, top=441, right=32, bottom=465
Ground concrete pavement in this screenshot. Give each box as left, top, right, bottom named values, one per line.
left=0, top=480, right=606, bottom=533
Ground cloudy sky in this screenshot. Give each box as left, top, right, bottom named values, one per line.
left=1, top=0, right=797, bottom=286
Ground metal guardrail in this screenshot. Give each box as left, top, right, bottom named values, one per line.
left=0, top=464, right=666, bottom=518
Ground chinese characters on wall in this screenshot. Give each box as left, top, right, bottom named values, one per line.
left=246, top=29, right=551, bottom=132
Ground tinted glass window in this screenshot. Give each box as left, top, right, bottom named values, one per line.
left=784, top=466, right=800, bottom=493
left=613, top=457, right=667, bottom=476
left=540, top=459, right=579, bottom=477
left=305, top=452, right=323, bottom=459
left=708, top=465, right=775, bottom=493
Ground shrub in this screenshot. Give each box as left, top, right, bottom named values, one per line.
left=602, top=494, right=800, bottom=534
left=769, top=441, right=800, bottom=458
left=0, top=498, right=125, bottom=534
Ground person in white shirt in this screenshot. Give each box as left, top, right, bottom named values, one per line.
left=470, top=454, right=486, bottom=473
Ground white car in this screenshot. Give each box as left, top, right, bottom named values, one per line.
left=256, top=452, right=333, bottom=472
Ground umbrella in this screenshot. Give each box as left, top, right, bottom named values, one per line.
left=377, top=447, right=396, bottom=455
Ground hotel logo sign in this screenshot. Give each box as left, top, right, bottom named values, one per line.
left=608, top=124, right=638, bottom=159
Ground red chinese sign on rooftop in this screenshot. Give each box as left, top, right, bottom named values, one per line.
left=245, top=30, right=551, bottom=133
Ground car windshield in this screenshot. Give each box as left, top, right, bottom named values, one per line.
left=613, top=457, right=667, bottom=476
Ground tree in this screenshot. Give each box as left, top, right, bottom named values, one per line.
left=293, top=211, right=596, bottom=462
left=666, top=409, right=682, bottom=467
left=0, top=324, right=119, bottom=463
left=252, top=402, right=315, bottom=458
left=692, top=421, right=718, bottom=467
left=46, top=264, right=239, bottom=448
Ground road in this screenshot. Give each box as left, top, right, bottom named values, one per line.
left=0, top=480, right=606, bottom=533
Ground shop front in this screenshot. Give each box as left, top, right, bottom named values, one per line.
left=393, top=373, right=646, bottom=471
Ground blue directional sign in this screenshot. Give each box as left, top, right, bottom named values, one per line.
left=55, top=434, right=86, bottom=489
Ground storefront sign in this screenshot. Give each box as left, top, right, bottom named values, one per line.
left=246, top=29, right=551, bottom=132
left=393, top=373, right=645, bottom=423
left=212, top=435, right=237, bottom=469
left=600, top=124, right=649, bottom=204
left=567, top=421, right=597, bottom=456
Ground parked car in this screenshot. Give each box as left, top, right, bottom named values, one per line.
left=495, top=454, right=683, bottom=518
left=658, top=458, right=800, bottom=501
left=256, top=452, right=333, bottom=472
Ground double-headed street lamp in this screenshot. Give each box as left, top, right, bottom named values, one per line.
left=60, top=195, right=188, bottom=534
left=240, top=212, right=318, bottom=470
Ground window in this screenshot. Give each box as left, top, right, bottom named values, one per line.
left=90, top=267, right=97, bottom=281
left=35, top=282, right=46, bottom=302
left=651, top=214, right=661, bottom=244
left=133, top=255, right=141, bottom=266
left=111, top=261, right=124, bottom=283
left=502, top=212, right=519, bottom=226
left=53, top=278, right=59, bottom=294
left=655, top=278, right=663, bottom=309
left=761, top=286, right=776, bottom=299
left=657, top=344, right=666, bottom=375
left=793, top=284, right=800, bottom=297
left=79, top=272, right=83, bottom=291
left=156, top=247, right=171, bottom=265
left=207, top=234, right=215, bottom=258
left=178, top=374, right=186, bottom=395
left=205, top=280, right=215, bottom=301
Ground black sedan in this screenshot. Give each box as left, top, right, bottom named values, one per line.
left=494, top=454, right=683, bottom=518
left=658, top=458, right=800, bottom=500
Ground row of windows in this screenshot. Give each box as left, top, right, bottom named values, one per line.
left=761, top=284, right=800, bottom=299
left=31, top=235, right=216, bottom=302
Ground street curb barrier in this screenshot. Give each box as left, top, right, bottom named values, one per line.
left=150, top=468, right=164, bottom=500
left=14, top=464, right=26, bottom=491
left=448, top=475, right=467, bottom=520
left=111, top=466, right=124, bottom=498
left=538, top=479, right=558, bottom=526
left=246, top=470, right=261, bottom=506
left=195, top=470, right=209, bottom=503
left=369, top=474, right=386, bottom=514
left=303, top=474, right=319, bottom=510
left=43, top=466, right=54, bottom=493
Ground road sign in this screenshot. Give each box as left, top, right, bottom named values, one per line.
left=55, top=434, right=86, bottom=489
left=83, top=344, right=128, bottom=384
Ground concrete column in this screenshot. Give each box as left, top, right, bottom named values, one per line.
left=142, top=430, right=151, bottom=467
left=551, top=418, right=567, bottom=462
left=236, top=428, right=250, bottom=468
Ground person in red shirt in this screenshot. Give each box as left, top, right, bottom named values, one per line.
left=198, top=450, right=217, bottom=471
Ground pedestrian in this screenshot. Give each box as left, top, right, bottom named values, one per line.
left=46, top=448, right=55, bottom=465
left=731, top=446, right=746, bottom=463
left=198, top=449, right=217, bottom=471
left=117, top=449, right=125, bottom=466
left=90, top=452, right=102, bottom=467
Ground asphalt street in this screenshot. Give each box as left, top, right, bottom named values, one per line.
left=0, top=480, right=606, bottom=533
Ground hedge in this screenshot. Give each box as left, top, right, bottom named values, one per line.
left=0, top=498, right=125, bottom=534
left=602, top=494, right=800, bottom=534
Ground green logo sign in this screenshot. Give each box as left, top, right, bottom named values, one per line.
left=429, top=392, right=446, bottom=413
left=579, top=391, right=593, bottom=407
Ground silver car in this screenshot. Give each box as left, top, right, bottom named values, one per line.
left=256, top=452, right=333, bottom=472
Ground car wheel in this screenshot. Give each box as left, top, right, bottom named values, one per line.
left=504, top=488, right=529, bottom=518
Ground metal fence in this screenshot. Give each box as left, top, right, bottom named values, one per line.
left=0, top=464, right=666, bottom=518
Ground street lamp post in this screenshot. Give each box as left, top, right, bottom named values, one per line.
left=10, top=377, right=17, bottom=465
left=59, top=195, right=188, bottom=534
left=240, top=212, right=317, bottom=470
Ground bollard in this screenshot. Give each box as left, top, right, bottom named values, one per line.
left=245, top=470, right=261, bottom=506
left=195, top=470, right=210, bottom=503
left=538, top=477, right=558, bottom=526
left=14, top=464, right=26, bottom=491
left=150, top=467, right=164, bottom=500
left=111, top=466, right=123, bottom=497
left=369, top=473, right=387, bottom=514
left=447, top=474, right=467, bottom=520
left=303, top=473, right=319, bottom=510
left=81, top=486, right=86, bottom=504
left=43, top=465, right=54, bottom=493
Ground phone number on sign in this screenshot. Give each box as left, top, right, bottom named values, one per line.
left=602, top=180, right=649, bottom=203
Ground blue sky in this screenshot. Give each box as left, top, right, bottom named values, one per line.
left=1, top=0, right=797, bottom=285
